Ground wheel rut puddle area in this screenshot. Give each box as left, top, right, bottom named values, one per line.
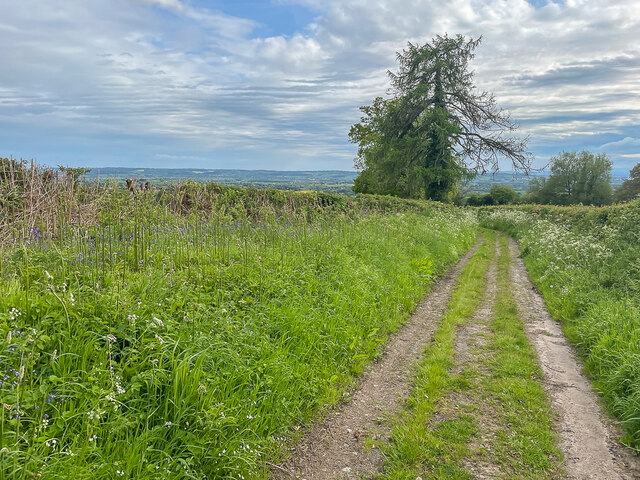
left=507, top=237, right=640, bottom=480
left=270, top=241, right=481, bottom=479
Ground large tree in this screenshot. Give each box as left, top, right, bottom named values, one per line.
left=525, top=150, right=613, bottom=205
left=350, top=34, right=531, bottom=201
left=615, top=162, right=640, bottom=203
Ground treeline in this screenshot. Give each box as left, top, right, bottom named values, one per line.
left=465, top=151, right=640, bottom=206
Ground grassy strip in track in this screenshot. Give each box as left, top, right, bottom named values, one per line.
left=377, top=234, right=563, bottom=479
left=476, top=235, right=563, bottom=479
left=376, top=230, right=495, bottom=479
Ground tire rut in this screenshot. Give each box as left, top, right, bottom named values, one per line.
left=269, top=240, right=482, bottom=480
left=507, top=237, right=640, bottom=480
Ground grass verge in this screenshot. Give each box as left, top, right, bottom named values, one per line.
left=0, top=200, right=477, bottom=479
left=480, top=203, right=640, bottom=447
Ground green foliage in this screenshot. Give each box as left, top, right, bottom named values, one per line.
left=488, top=184, right=519, bottom=205
left=525, top=150, right=613, bottom=206
left=58, top=165, right=91, bottom=183
left=615, top=162, right=640, bottom=203
left=0, top=186, right=478, bottom=479
left=465, top=185, right=520, bottom=206
left=350, top=34, right=530, bottom=202
left=465, top=193, right=493, bottom=206
left=480, top=200, right=640, bottom=447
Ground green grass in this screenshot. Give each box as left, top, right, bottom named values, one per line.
left=480, top=201, right=640, bottom=448
left=377, top=230, right=496, bottom=479
left=477, top=235, right=562, bottom=478
left=377, top=233, right=563, bottom=479
left=0, top=190, right=477, bottom=479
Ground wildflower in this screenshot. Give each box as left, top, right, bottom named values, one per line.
left=87, top=409, right=105, bottom=420
left=88, top=434, right=98, bottom=442
left=8, top=308, right=21, bottom=321
left=50, top=349, right=57, bottom=363
left=115, top=382, right=126, bottom=395
left=154, top=334, right=165, bottom=344
left=105, top=334, right=117, bottom=344
left=152, top=316, right=164, bottom=328
left=44, top=270, right=53, bottom=280
left=198, top=383, right=207, bottom=395
left=69, top=292, right=75, bottom=305
left=45, top=438, right=58, bottom=448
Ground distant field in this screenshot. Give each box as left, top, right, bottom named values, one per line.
left=84, top=168, right=358, bottom=195
left=84, top=167, right=627, bottom=196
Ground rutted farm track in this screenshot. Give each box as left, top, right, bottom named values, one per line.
left=271, top=233, right=640, bottom=479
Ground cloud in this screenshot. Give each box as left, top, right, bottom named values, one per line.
left=0, top=0, right=639, bottom=170
left=601, top=137, right=640, bottom=149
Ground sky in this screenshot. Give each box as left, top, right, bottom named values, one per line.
left=1, top=0, right=639, bottom=172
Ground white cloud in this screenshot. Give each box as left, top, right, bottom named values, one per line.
left=0, top=0, right=639, bottom=169
left=601, top=137, right=640, bottom=148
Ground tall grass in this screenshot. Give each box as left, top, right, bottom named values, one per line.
left=480, top=201, right=640, bottom=448
left=0, top=162, right=478, bottom=478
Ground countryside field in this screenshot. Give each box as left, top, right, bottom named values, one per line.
left=1, top=163, right=639, bottom=479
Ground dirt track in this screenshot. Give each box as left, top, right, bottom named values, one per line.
left=270, top=237, right=640, bottom=479
left=508, top=238, right=640, bottom=480
left=270, top=241, right=481, bottom=479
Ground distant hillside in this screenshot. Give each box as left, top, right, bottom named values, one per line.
left=84, top=167, right=627, bottom=196
left=84, top=168, right=358, bottom=195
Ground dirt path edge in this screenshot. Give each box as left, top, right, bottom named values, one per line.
left=269, top=240, right=482, bottom=479
left=507, top=237, right=640, bottom=480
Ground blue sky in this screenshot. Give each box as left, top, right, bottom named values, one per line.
left=1, top=0, right=639, bottom=172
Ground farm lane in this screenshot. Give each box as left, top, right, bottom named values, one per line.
left=508, top=238, right=640, bottom=480
left=270, top=240, right=483, bottom=479
left=270, top=234, right=640, bottom=479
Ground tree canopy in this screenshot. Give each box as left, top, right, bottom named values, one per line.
left=350, top=34, right=531, bottom=202
left=465, top=184, right=520, bottom=206
left=614, top=162, right=640, bottom=203
left=524, top=150, right=612, bottom=206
